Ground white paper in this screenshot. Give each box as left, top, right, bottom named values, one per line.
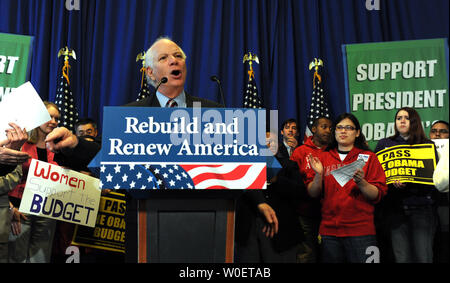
left=331, top=158, right=366, bottom=187
left=432, top=139, right=448, bottom=159
left=0, top=81, right=51, bottom=141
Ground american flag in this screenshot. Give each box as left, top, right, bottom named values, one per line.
left=304, top=66, right=331, bottom=142
left=100, top=163, right=267, bottom=190
left=243, top=78, right=263, bottom=109
left=55, top=57, right=79, bottom=132
left=137, top=71, right=151, bottom=101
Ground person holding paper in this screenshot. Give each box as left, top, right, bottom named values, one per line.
left=306, top=113, right=387, bottom=263
left=375, top=107, right=439, bottom=263
left=8, top=102, right=61, bottom=263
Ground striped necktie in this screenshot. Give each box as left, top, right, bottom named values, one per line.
left=166, top=99, right=178, bottom=108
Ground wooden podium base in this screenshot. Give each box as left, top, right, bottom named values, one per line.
left=133, top=191, right=239, bottom=263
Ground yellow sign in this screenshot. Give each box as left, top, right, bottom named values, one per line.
left=71, top=191, right=126, bottom=253
left=376, top=144, right=437, bottom=185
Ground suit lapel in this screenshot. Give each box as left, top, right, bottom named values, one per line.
left=185, top=92, right=193, bottom=107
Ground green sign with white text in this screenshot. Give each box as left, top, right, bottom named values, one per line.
left=0, top=32, right=34, bottom=101
left=343, top=39, right=449, bottom=149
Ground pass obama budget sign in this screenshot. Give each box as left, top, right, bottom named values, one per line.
left=99, top=106, right=274, bottom=190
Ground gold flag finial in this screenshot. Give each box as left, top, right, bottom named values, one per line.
left=136, top=51, right=147, bottom=88
left=309, top=58, right=323, bottom=88
left=57, top=47, right=76, bottom=85
left=243, top=52, right=259, bottom=81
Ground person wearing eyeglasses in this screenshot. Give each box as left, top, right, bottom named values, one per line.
left=306, top=113, right=388, bottom=263
left=374, top=107, right=439, bottom=263
left=430, top=120, right=449, bottom=140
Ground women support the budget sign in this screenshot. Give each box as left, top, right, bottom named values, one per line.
left=19, top=159, right=101, bottom=227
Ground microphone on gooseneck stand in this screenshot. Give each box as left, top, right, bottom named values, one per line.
left=210, top=75, right=225, bottom=106
left=149, top=77, right=168, bottom=106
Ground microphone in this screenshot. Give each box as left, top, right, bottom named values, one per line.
left=149, top=77, right=168, bottom=106
left=155, top=77, right=168, bottom=93
left=210, top=75, right=225, bottom=106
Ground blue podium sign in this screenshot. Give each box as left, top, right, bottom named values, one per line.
left=98, top=107, right=278, bottom=190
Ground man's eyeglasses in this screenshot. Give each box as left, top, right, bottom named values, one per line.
left=430, top=129, right=449, bottom=134
left=335, top=125, right=356, bottom=132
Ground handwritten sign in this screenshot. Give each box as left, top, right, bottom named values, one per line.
left=19, top=159, right=101, bottom=227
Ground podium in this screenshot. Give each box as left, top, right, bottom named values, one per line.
left=125, top=190, right=241, bottom=263
left=94, top=107, right=277, bottom=263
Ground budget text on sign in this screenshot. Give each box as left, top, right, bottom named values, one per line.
left=376, top=144, right=437, bottom=185
left=19, top=159, right=101, bottom=227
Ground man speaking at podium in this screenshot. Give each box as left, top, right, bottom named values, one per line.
left=125, top=37, right=223, bottom=262
left=126, top=37, right=222, bottom=109
left=46, top=37, right=224, bottom=262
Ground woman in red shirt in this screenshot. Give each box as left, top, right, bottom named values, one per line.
left=307, top=113, right=388, bottom=263
left=8, top=102, right=60, bottom=263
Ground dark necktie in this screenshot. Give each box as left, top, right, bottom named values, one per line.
left=166, top=99, right=178, bottom=108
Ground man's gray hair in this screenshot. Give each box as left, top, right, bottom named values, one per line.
left=144, top=36, right=187, bottom=87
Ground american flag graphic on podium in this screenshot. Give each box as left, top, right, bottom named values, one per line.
left=100, top=163, right=267, bottom=190
left=98, top=107, right=268, bottom=191
left=304, top=58, right=331, bottom=142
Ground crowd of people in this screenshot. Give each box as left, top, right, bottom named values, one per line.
left=0, top=37, right=448, bottom=263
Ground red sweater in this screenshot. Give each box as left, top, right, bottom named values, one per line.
left=9, top=142, right=58, bottom=199
left=308, top=147, right=387, bottom=237
left=290, top=136, right=324, bottom=217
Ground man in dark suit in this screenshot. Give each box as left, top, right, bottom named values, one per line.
left=276, top=118, right=299, bottom=161
left=125, top=37, right=223, bottom=262
left=126, top=36, right=222, bottom=109
left=234, top=130, right=306, bottom=262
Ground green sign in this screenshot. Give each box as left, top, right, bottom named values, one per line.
left=343, top=39, right=449, bottom=149
left=0, top=32, right=34, bottom=102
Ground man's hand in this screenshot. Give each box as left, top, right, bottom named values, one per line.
left=257, top=203, right=279, bottom=238
left=307, top=153, right=323, bottom=175
left=285, top=136, right=298, bottom=149
left=45, top=127, right=79, bottom=152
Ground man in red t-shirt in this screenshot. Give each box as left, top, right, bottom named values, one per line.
left=290, top=116, right=332, bottom=263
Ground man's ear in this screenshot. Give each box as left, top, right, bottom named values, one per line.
left=146, top=66, right=155, bottom=82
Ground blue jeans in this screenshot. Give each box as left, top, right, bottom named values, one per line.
left=321, top=235, right=378, bottom=263
left=390, top=206, right=437, bottom=263
left=8, top=215, right=56, bottom=263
